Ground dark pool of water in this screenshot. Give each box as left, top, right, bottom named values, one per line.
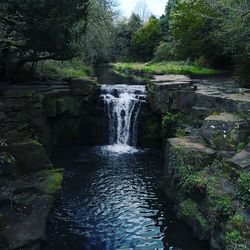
left=46, top=146, right=209, bottom=250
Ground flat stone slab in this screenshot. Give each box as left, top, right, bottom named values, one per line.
left=194, top=78, right=250, bottom=114
left=230, top=145, right=250, bottom=169
left=205, top=112, right=244, bottom=123
left=165, top=137, right=216, bottom=174
left=151, top=74, right=191, bottom=83
left=150, top=75, right=193, bottom=91
left=168, top=137, right=216, bottom=156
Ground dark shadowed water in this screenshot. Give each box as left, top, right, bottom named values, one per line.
left=46, top=146, right=209, bottom=250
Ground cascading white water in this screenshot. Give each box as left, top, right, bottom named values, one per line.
left=101, top=84, right=147, bottom=152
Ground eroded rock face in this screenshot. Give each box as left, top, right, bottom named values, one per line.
left=1, top=141, right=52, bottom=174
left=0, top=78, right=103, bottom=249
left=202, top=113, right=250, bottom=151
left=148, top=75, right=195, bottom=114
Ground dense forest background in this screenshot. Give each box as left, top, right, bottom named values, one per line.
left=0, top=0, right=249, bottom=86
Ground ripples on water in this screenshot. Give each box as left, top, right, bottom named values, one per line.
left=46, top=146, right=208, bottom=250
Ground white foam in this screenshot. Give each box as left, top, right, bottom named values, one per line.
left=101, top=144, right=140, bottom=154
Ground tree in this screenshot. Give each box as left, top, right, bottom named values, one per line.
left=159, top=0, right=177, bottom=40
left=134, top=0, right=151, bottom=23
left=0, top=0, right=90, bottom=79
left=169, top=0, right=228, bottom=67
left=130, top=17, right=161, bottom=61
left=206, top=0, right=250, bottom=85
left=113, top=13, right=142, bottom=60
left=75, top=0, right=116, bottom=64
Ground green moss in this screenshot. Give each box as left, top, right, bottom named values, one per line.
left=38, top=169, right=63, bottom=194
left=236, top=173, right=250, bottom=208
left=212, top=111, right=221, bottom=116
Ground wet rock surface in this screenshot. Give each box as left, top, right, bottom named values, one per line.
left=0, top=78, right=101, bottom=249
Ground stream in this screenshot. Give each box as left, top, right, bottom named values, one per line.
left=46, top=85, right=208, bottom=250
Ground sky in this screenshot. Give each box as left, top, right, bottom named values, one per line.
left=118, top=0, right=167, bottom=18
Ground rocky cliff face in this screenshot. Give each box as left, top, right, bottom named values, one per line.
left=0, top=78, right=104, bottom=249
left=149, top=75, right=250, bottom=249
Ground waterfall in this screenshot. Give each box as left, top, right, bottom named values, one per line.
left=101, top=84, right=146, bottom=151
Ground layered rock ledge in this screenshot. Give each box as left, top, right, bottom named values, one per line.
left=149, top=74, right=250, bottom=249
left=0, top=78, right=102, bottom=249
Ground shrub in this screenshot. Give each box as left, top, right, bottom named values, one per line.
left=153, top=42, right=175, bottom=62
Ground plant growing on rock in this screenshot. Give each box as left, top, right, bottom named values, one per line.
left=236, top=173, right=250, bottom=208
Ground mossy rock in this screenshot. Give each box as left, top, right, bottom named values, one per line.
left=202, top=113, right=250, bottom=151
left=33, top=169, right=63, bottom=194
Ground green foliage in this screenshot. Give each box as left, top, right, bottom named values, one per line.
left=113, top=13, right=143, bottom=61
left=35, top=59, right=92, bottom=80
left=115, top=62, right=220, bottom=76
left=206, top=0, right=250, bottom=86
left=0, top=0, right=89, bottom=79
left=162, top=112, right=181, bottom=127
left=237, top=142, right=247, bottom=153
left=179, top=199, right=210, bottom=232
left=236, top=173, right=250, bottom=208
left=130, top=18, right=161, bottom=61
left=169, top=0, right=226, bottom=67
left=208, top=189, right=233, bottom=216
left=159, top=0, right=177, bottom=40
left=226, top=230, right=241, bottom=246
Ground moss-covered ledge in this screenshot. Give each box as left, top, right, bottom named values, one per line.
left=161, top=136, right=250, bottom=250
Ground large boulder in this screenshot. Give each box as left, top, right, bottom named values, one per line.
left=0, top=141, right=52, bottom=174
left=202, top=113, right=250, bottom=151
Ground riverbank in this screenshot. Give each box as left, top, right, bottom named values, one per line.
left=148, top=74, right=250, bottom=249
left=114, top=62, right=222, bottom=76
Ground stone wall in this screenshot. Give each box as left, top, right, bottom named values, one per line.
left=0, top=77, right=104, bottom=249
left=149, top=75, right=250, bottom=249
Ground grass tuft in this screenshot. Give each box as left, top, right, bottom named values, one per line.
left=35, top=59, right=93, bottom=80
left=115, top=61, right=221, bottom=76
